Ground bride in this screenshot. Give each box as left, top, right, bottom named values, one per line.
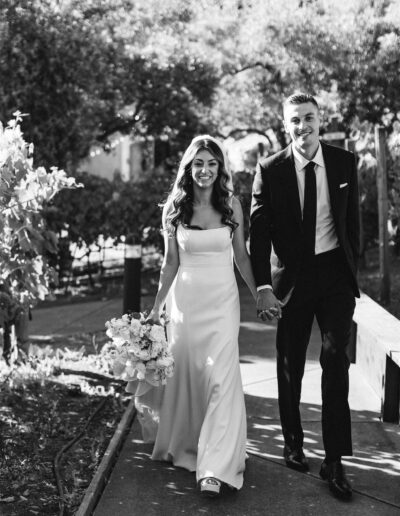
left=134, top=135, right=256, bottom=497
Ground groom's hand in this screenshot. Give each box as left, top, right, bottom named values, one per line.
left=257, top=289, right=282, bottom=321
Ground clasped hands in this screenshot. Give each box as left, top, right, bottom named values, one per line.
left=257, top=289, right=283, bottom=321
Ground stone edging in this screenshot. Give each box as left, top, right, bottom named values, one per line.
left=75, top=396, right=136, bottom=516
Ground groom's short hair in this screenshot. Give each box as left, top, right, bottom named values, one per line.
left=283, top=93, right=319, bottom=112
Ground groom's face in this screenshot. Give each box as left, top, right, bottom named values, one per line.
left=283, top=102, right=320, bottom=155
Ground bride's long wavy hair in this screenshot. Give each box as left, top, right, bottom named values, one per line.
left=164, top=135, right=237, bottom=236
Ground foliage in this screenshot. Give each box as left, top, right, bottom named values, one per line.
left=48, top=169, right=173, bottom=245
left=4, top=0, right=400, bottom=270
left=104, top=172, right=174, bottom=246
left=0, top=113, right=81, bottom=313
left=44, top=168, right=173, bottom=283
left=179, top=0, right=400, bottom=250
left=0, top=333, right=127, bottom=515
left=162, top=0, right=400, bottom=146
left=348, top=117, right=400, bottom=254
left=232, top=171, right=254, bottom=240
left=0, top=0, right=219, bottom=170
left=45, top=172, right=114, bottom=249
left=387, top=122, right=400, bottom=253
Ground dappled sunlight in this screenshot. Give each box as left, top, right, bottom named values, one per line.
left=344, top=453, right=400, bottom=476
left=112, top=398, right=400, bottom=512
left=245, top=393, right=400, bottom=506
left=385, top=426, right=400, bottom=436
left=131, top=451, right=151, bottom=460
left=306, top=407, right=322, bottom=414
left=240, top=321, right=276, bottom=332
left=164, top=481, right=198, bottom=496
left=350, top=411, right=381, bottom=421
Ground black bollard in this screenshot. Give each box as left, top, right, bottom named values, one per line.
left=123, top=242, right=142, bottom=314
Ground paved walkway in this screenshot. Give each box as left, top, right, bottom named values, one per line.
left=29, top=283, right=400, bottom=515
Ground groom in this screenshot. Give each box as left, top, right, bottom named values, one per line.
left=250, top=93, right=360, bottom=500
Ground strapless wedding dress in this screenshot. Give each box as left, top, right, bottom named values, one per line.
left=135, top=224, right=247, bottom=489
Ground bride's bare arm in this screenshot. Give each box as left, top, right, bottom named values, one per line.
left=231, top=197, right=257, bottom=301
left=148, top=207, right=180, bottom=322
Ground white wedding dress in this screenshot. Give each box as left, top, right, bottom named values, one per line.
left=131, top=224, right=247, bottom=489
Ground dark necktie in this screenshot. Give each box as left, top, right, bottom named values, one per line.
left=303, top=161, right=316, bottom=257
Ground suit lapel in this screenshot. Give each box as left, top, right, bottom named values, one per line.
left=321, top=142, right=340, bottom=225
left=280, top=145, right=302, bottom=226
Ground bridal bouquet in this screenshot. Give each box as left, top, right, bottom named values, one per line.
left=102, top=312, right=174, bottom=386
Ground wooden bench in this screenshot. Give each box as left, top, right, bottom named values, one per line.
left=351, top=292, right=400, bottom=423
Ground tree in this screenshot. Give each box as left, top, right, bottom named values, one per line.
left=44, top=172, right=114, bottom=281
left=0, top=0, right=219, bottom=170
left=45, top=167, right=174, bottom=284
left=104, top=172, right=174, bottom=247
left=164, top=0, right=400, bottom=147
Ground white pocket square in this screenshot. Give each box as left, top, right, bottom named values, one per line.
left=339, top=182, right=348, bottom=189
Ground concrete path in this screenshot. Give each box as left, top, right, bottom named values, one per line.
left=29, top=283, right=400, bottom=515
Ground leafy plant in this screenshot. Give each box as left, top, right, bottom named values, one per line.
left=0, top=112, right=81, bottom=315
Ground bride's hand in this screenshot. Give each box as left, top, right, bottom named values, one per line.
left=256, top=289, right=283, bottom=321
left=146, top=307, right=163, bottom=325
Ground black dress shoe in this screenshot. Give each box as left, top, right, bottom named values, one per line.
left=283, top=445, right=309, bottom=472
left=320, top=460, right=352, bottom=500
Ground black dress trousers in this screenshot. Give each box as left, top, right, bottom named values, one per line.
left=276, top=248, right=355, bottom=459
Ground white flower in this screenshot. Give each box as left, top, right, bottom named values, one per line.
left=156, top=354, right=174, bottom=368
left=125, top=363, right=136, bottom=379
left=130, top=318, right=144, bottom=339
left=103, top=312, right=174, bottom=384
left=128, top=341, right=142, bottom=355
left=113, top=357, right=127, bottom=376
left=146, top=359, right=157, bottom=370
left=165, top=365, right=174, bottom=377
left=108, top=317, right=125, bottom=329
left=136, top=362, right=146, bottom=380
left=118, top=327, right=131, bottom=342
left=150, top=340, right=164, bottom=358
left=148, top=324, right=166, bottom=344
left=106, top=317, right=128, bottom=338
left=111, top=335, right=127, bottom=347
left=137, top=348, right=151, bottom=361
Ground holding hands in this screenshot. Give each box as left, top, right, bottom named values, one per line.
left=256, top=289, right=283, bottom=321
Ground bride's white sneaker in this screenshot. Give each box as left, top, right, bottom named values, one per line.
left=200, top=477, right=221, bottom=497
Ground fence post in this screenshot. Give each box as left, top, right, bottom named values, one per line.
left=123, top=237, right=142, bottom=314
left=374, top=125, right=391, bottom=305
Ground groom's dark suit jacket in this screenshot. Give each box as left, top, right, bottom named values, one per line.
left=250, top=141, right=360, bottom=301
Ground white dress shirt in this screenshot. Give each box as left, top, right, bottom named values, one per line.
left=292, top=143, right=339, bottom=254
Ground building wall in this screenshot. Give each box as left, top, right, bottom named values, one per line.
left=78, top=133, right=155, bottom=182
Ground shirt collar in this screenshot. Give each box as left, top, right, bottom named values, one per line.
left=292, top=142, right=324, bottom=171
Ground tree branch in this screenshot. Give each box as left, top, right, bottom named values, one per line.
left=229, top=61, right=277, bottom=75
left=216, top=128, right=273, bottom=146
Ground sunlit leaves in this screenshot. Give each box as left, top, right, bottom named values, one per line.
left=0, top=115, right=81, bottom=312
left=0, top=0, right=220, bottom=170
